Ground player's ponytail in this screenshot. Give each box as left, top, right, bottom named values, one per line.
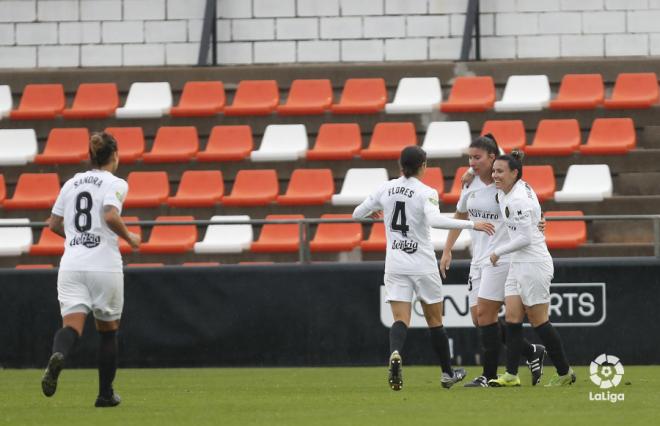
left=496, top=149, right=524, bottom=182
left=470, top=133, right=501, bottom=157
left=400, top=145, right=427, bottom=178
left=89, top=132, right=118, bottom=167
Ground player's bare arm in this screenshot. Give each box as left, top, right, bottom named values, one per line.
left=103, top=205, right=140, bottom=249
left=48, top=214, right=65, bottom=238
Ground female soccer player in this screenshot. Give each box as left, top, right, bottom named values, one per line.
left=487, top=150, right=575, bottom=387
left=440, top=136, right=545, bottom=387
left=41, top=132, right=140, bottom=407
left=353, top=146, right=495, bottom=391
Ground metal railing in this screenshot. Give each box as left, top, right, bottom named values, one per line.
left=197, top=0, right=218, bottom=66
left=2, top=214, right=659, bottom=263
left=461, top=0, right=481, bottom=61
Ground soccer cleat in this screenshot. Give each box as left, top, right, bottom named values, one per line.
left=544, top=369, right=576, bottom=387
left=527, top=344, right=546, bottom=386
left=41, top=352, right=64, bottom=397
left=388, top=350, right=403, bottom=391
left=488, top=372, right=521, bottom=387
left=95, top=392, right=122, bottom=407
left=463, top=375, right=489, bottom=388
left=441, top=367, right=467, bottom=389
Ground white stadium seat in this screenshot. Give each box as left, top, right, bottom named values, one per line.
left=494, top=75, right=550, bottom=112
left=430, top=214, right=472, bottom=251
left=194, top=215, right=253, bottom=254
left=385, top=77, right=442, bottom=114
left=250, top=124, right=308, bottom=162
left=0, top=218, right=32, bottom=256
left=115, top=82, right=172, bottom=118
left=422, top=121, right=471, bottom=158
left=0, top=129, right=38, bottom=165
left=331, top=168, right=389, bottom=206
left=0, top=85, right=12, bottom=119
left=554, top=164, right=613, bottom=202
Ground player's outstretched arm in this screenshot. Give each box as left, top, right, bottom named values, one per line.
left=104, top=206, right=140, bottom=249
left=440, top=212, right=469, bottom=279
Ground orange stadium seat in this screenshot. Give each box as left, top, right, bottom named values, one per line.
left=3, top=173, right=60, bottom=209
left=524, top=165, right=556, bottom=202
left=549, top=74, right=604, bottom=110
left=119, top=216, right=142, bottom=254
left=62, top=83, right=119, bottom=119
left=277, top=79, right=333, bottom=115
left=544, top=211, right=587, bottom=249
left=331, top=78, right=387, bottom=114
left=310, top=214, right=362, bottom=252
left=579, top=118, right=636, bottom=155
left=360, top=122, right=417, bottom=160
left=441, top=76, right=495, bottom=112
left=0, top=174, right=6, bottom=205
left=126, top=263, right=165, bottom=268
left=170, top=81, right=225, bottom=117
left=360, top=222, right=386, bottom=252
left=250, top=214, right=303, bottom=253
left=441, top=166, right=469, bottom=205
left=140, top=215, right=197, bottom=254
left=481, top=120, right=526, bottom=152
left=197, top=125, right=253, bottom=162
left=35, top=128, right=90, bottom=164
left=29, top=226, right=65, bottom=256
left=167, top=170, right=224, bottom=207
left=524, top=119, right=580, bottom=156
left=10, top=84, right=65, bottom=119
left=15, top=264, right=54, bottom=270
left=123, top=171, right=170, bottom=208
left=420, top=167, right=444, bottom=197
left=604, top=72, right=659, bottom=109
left=224, top=80, right=279, bottom=116
left=306, top=123, right=361, bottom=161
left=222, top=169, right=278, bottom=206
left=105, top=127, right=145, bottom=163
left=277, top=169, right=334, bottom=206
left=182, top=262, right=221, bottom=267
left=142, top=126, right=198, bottom=163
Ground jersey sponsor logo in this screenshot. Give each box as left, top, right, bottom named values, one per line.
left=69, top=232, right=101, bottom=248
left=387, top=186, right=415, bottom=198
left=391, top=239, right=418, bottom=254
left=73, top=176, right=104, bottom=188
left=467, top=208, right=499, bottom=220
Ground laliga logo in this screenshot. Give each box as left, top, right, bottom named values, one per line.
left=588, top=354, right=625, bottom=403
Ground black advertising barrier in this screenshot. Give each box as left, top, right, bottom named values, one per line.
left=1, top=258, right=659, bottom=368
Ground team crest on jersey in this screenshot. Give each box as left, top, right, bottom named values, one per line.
left=69, top=232, right=101, bottom=248
left=428, top=197, right=439, bottom=206
left=116, top=191, right=124, bottom=201
left=505, top=206, right=510, bottom=218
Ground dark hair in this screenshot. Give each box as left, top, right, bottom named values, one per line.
left=89, top=132, right=117, bottom=167
left=400, top=145, right=427, bottom=178
left=495, top=149, right=525, bottom=182
left=470, top=133, right=500, bottom=156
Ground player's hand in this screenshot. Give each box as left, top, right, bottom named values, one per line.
left=538, top=213, right=546, bottom=234
left=461, top=168, right=475, bottom=188
left=440, top=251, right=452, bottom=279
left=490, top=253, right=499, bottom=266
left=369, top=210, right=383, bottom=219
left=127, top=232, right=141, bottom=249
left=473, top=222, right=495, bottom=236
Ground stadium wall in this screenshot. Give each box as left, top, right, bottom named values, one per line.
left=1, top=258, right=659, bottom=369
left=0, top=0, right=659, bottom=68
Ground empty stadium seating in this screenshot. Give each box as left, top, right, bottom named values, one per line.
left=524, top=119, right=580, bottom=156
left=549, top=74, right=604, bottom=110
left=544, top=211, right=587, bottom=249
left=442, top=166, right=470, bottom=205
left=62, top=83, right=119, bottom=119
left=170, top=81, right=225, bottom=117
left=306, top=123, right=361, bottom=161
left=35, top=128, right=90, bottom=164
left=0, top=85, right=13, bottom=119
left=116, top=82, right=172, bottom=118
left=105, top=127, right=145, bottom=163
left=385, top=77, right=442, bottom=113
left=29, top=226, right=64, bottom=256
left=422, top=121, right=471, bottom=158
left=119, top=216, right=142, bottom=254
left=360, top=222, right=386, bottom=252
left=604, top=72, right=659, bottom=109
left=494, top=75, right=550, bottom=112
left=250, top=124, right=308, bottom=162
left=0, top=218, right=32, bottom=256
left=579, top=118, right=636, bottom=155
left=331, top=78, right=387, bottom=114
left=481, top=120, right=526, bottom=152
left=310, top=214, right=362, bottom=252
left=197, top=125, right=253, bottom=162
left=250, top=214, right=303, bottom=253
left=224, top=80, right=279, bottom=116
left=360, top=122, right=417, bottom=160
left=194, top=215, right=253, bottom=253
left=331, top=168, right=389, bottom=206
left=142, top=126, right=199, bottom=163
left=277, top=169, right=334, bottom=205
left=277, top=79, right=333, bottom=115
left=222, top=169, right=278, bottom=206
left=440, top=76, right=495, bottom=112
left=167, top=170, right=224, bottom=207
left=420, top=167, right=444, bottom=197
left=3, top=173, right=60, bottom=210
left=524, top=165, right=556, bottom=201
left=139, top=216, right=197, bottom=253
left=0, top=129, right=38, bottom=165
left=10, top=84, right=65, bottom=119
left=124, top=171, right=170, bottom=208
left=554, top=164, right=613, bottom=202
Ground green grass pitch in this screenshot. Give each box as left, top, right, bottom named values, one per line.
left=1, top=366, right=656, bottom=426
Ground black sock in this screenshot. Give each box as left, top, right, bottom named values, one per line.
left=480, top=322, right=500, bottom=380
left=52, top=326, right=79, bottom=359
left=389, top=320, right=407, bottom=354
left=429, top=326, right=453, bottom=376
left=521, top=338, right=535, bottom=361
left=505, top=322, right=523, bottom=375
left=98, top=330, right=118, bottom=398
left=534, top=321, right=570, bottom=376
left=498, top=316, right=507, bottom=345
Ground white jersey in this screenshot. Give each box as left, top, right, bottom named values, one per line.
left=494, top=179, right=551, bottom=263
left=457, top=176, right=511, bottom=266
left=52, top=169, right=129, bottom=272
left=353, top=176, right=474, bottom=275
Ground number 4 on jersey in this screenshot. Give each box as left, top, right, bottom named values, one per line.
left=391, top=201, right=409, bottom=237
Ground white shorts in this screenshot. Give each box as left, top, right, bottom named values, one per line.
left=504, top=261, right=554, bottom=307
left=57, top=271, right=124, bottom=321
left=468, top=263, right=512, bottom=307
left=384, top=272, right=443, bottom=304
